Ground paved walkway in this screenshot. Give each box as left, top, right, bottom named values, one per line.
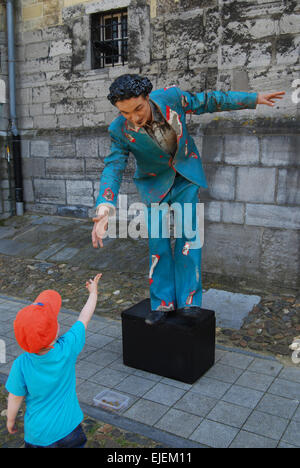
left=1, top=294, right=300, bottom=448
left=1, top=213, right=299, bottom=358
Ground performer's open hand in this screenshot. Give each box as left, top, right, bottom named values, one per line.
left=257, top=91, right=285, bottom=107
left=92, top=205, right=109, bottom=248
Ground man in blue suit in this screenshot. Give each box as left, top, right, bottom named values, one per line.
left=92, top=74, right=284, bottom=325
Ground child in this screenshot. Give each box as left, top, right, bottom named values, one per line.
left=5, top=273, right=102, bottom=448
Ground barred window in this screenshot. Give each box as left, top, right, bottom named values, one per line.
left=91, top=9, right=128, bottom=69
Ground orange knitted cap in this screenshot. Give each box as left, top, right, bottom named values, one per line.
left=14, top=290, right=62, bottom=353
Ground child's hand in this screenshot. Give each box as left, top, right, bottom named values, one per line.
left=85, top=273, right=102, bottom=294
left=7, top=419, right=18, bottom=434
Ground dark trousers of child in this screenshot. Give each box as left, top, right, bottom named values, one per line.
left=24, top=424, right=87, bottom=448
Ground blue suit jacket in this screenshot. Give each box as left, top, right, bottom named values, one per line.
left=95, top=86, right=258, bottom=212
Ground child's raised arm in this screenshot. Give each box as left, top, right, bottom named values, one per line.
left=77, top=273, right=102, bottom=329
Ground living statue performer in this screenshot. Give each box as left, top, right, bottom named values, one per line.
left=91, top=74, right=284, bottom=325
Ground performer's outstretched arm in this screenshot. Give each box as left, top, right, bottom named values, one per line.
left=92, top=131, right=129, bottom=249
left=95, top=132, right=130, bottom=212
left=176, top=87, right=285, bottom=114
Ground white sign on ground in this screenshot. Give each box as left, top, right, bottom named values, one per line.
left=0, top=339, right=6, bottom=364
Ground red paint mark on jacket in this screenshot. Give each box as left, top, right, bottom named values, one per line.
left=163, top=85, right=176, bottom=91
left=103, top=188, right=114, bottom=201
left=124, top=132, right=136, bottom=143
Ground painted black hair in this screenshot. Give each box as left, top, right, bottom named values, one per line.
left=107, top=74, right=153, bottom=105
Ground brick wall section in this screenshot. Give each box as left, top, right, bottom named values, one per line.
left=0, top=0, right=299, bottom=290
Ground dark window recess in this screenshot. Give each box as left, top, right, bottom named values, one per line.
left=91, top=9, right=128, bottom=69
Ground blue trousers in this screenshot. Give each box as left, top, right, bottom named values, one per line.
left=24, top=424, right=87, bottom=448
left=145, top=173, right=203, bottom=311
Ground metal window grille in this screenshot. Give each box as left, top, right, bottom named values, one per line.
left=91, top=9, right=128, bottom=69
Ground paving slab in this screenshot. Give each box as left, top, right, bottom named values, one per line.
left=247, top=358, right=283, bottom=377
left=84, top=348, right=120, bottom=367
left=124, top=399, right=169, bottom=426
left=86, top=333, right=115, bottom=348
left=11, top=224, right=62, bottom=243
left=48, top=247, right=80, bottom=261
left=102, top=339, right=123, bottom=355
left=205, top=401, right=252, bottom=428
left=190, top=419, right=239, bottom=448
left=293, top=406, right=300, bottom=422
left=35, top=243, right=66, bottom=261
left=115, top=375, right=158, bottom=398
left=0, top=227, right=16, bottom=239
left=89, top=367, right=129, bottom=387
left=203, top=362, right=244, bottom=384
left=154, top=408, right=202, bottom=439
left=133, top=369, right=162, bottom=383
left=278, top=367, right=300, bottom=384
left=235, top=370, right=275, bottom=392
left=281, top=421, right=300, bottom=447
left=0, top=239, right=41, bottom=257
left=191, top=376, right=232, bottom=399
left=173, top=393, right=217, bottom=418
left=218, top=351, right=255, bottom=369
left=256, top=394, right=299, bottom=419
left=0, top=294, right=300, bottom=448
left=202, top=288, right=261, bottom=329
left=268, top=378, right=300, bottom=400
left=242, top=410, right=289, bottom=441
left=230, top=431, right=278, bottom=448
left=142, top=382, right=186, bottom=406
left=221, top=384, right=264, bottom=409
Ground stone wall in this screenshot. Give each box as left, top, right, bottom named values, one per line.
left=0, top=0, right=299, bottom=291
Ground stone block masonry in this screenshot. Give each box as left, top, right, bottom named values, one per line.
left=0, top=0, right=299, bottom=292
left=21, top=130, right=138, bottom=216
left=17, top=123, right=300, bottom=292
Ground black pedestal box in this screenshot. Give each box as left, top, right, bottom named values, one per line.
left=121, top=299, right=216, bottom=384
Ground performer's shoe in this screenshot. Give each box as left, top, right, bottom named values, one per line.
left=145, top=310, right=169, bottom=325
left=178, top=306, right=200, bottom=318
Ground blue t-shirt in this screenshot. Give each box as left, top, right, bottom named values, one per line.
left=5, top=321, right=85, bottom=446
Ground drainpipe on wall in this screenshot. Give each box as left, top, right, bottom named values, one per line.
left=6, top=0, right=23, bottom=216
left=0, top=80, right=7, bottom=215
left=0, top=80, right=5, bottom=112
